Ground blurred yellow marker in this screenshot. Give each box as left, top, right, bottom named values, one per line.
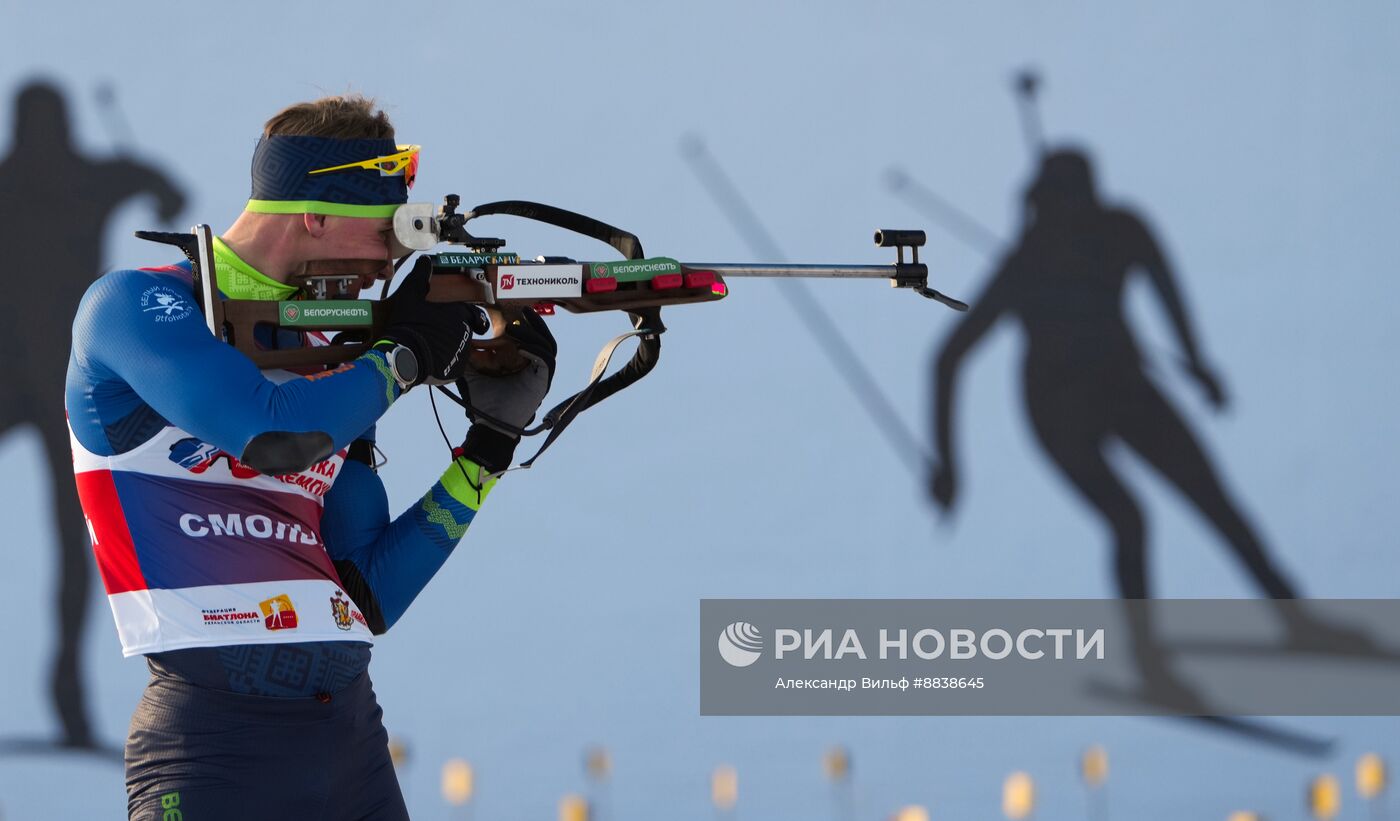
left=892, top=806, right=929, bottom=821
left=388, top=738, right=409, bottom=769
left=559, top=794, right=589, bottom=821
left=712, top=764, right=738, bottom=811
left=1081, top=745, right=1108, bottom=788
left=1226, top=812, right=1262, bottom=821
left=1003, top=771, right=1035, bottom=819
left=1357, top=753, right=1387, bottom=800
left=441, top=758, right=474, bottom=806
left=1308, top=774, right=1341, bottom=820
left=824, top=746, right=851, bottom=782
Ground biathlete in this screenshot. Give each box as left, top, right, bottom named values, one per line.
left=67, top=95, right=554, bottom=820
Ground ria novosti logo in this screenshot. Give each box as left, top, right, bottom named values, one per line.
left=718, top=622, right=764, bottom=667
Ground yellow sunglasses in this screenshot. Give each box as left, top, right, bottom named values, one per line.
left=308, top=144, right=420, bottom=188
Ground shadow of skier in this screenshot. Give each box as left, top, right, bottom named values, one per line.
left=931, top=149, right=1288, bottom=600
left=927, top=148, right=1379, bottom=700
left=0, top=79, right=184, bottom=750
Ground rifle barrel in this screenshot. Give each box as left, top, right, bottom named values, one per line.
left=686, top=263, right=895, bottom=279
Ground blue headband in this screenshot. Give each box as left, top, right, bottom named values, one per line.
left=246, top=135, right=409, bottom=217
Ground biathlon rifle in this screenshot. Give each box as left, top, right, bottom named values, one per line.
left=138, top=196, right=966, bottom=465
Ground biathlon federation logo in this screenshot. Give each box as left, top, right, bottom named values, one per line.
left=259, top=594, right=299, bottom=631
left=718, top=622, right=764, bottom=667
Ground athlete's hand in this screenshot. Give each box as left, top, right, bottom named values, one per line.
left=457, top=309, right=557, bottom=472
left=382, top=256, right=487, bottom=387
left=929, top=459, right=958, bottom=512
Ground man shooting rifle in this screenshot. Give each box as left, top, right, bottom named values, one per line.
left=67, top=94, right=554, bottom=820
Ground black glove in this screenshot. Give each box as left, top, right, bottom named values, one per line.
left=380, top=256, right=488, bottom=387
left=458, top=309, right=557, bottom=472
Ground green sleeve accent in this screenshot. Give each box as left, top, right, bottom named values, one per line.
left=246, top=199, right=401, bottom=218
left=440, top=456, right=498, bottom=511
left=359, top=349, right=401, bottom=406
left=421, top=495, right=470, bottom=540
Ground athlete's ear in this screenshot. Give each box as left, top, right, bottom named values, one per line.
left=302, top=213, right=329, bottom=238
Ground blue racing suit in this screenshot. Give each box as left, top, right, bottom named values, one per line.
left=67, top=239, right=495, bottom=819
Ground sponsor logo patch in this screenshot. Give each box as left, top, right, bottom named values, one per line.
left=168, top=436, right=338, bottom=497
left=277, top=300, right=372, bottom=327
left=168, top=437, right=261, bottom=479
left=140, top=285, right=194, bottom=323
left=259, top=594, right=298, bottom=631
left=434, top=252, right=520, bottom=267
left=494, top=264, right=583, bottom=299
left=590, top=257, right=683, bottom=281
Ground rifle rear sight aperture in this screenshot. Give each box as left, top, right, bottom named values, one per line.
left=435, top=194, right=506, bottom=252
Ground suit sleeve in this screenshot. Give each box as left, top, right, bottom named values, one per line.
left=71, top=268, right=401, bottom=470
left=319, top=456, right=497, bottom=633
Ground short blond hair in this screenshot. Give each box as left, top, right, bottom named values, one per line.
left=261, top=95, right=394, bottom=140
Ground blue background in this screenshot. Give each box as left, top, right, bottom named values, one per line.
left=1, top=1, right=1397, bottom=818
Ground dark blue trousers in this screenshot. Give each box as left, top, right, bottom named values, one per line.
left=125, top=668, right=409, bottom=820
